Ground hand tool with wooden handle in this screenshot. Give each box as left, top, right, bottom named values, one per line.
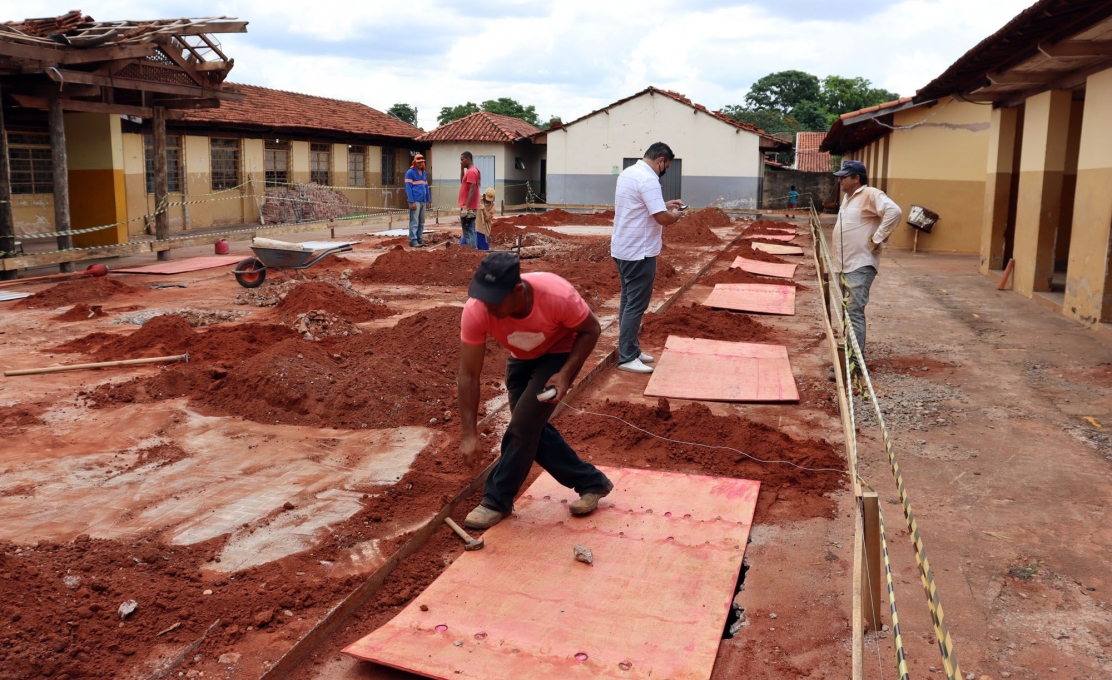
left=444, top=517, right=484, bottom=550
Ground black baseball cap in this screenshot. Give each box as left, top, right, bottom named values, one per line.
left=834, top=160, right=867, bottom=177
left=469, top=252, right=522, bottom=304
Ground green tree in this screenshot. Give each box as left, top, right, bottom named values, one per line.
left=744, top=70, right=821, bottom=115
left=720, top=106, right=797, bottom=135
left=788, top=100, right=830, bottom=131
left=541, top=115, right=563, bottom=131
left=437, top=102, right=480, bottom=126
left=820, top=76, right=900, bottom=117
left=480, top=97, right=541, bottom=127
left=386, top=103, right=418, bottom=126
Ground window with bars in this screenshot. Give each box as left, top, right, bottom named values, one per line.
left=381, top=147, right=396, bottom=186
left=265, top=140, right=290, bottom=188
left=144, top=134, right=182, bottom=194
left=348, top=145, right=366, bottom=187
left=210, top=138, right=241, bottom=191
left=8, top=132, right=53, bottom=195
left=310, top=143, right=331, bottom=186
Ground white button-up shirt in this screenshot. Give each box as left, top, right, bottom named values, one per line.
left=611, top=160, right=667, bottom=261
left=832, top=185, right=903, bottom=273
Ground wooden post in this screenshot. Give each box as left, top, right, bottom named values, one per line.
left=48, top=96, right=74, bottom=273
left=860, top=491, right=883, bottom=632
left=153, top=106, right=171, bottom=261
left=0, top=82, right=17, bottom=281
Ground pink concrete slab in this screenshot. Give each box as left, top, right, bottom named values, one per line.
left=743, top=233, right=796, bottom=242
left=644, top=336, right=799, bottom=402
left=113, top=255, right=244, bottom=275
left=730, top=256, right=798, bottom=279
left=752, top=242, right=804, bottom=256
left=343, top=466, right=759, bottom=680
left=702, top=283, right=796, bottom=315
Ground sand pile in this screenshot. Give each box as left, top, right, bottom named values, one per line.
left=640, top=302, right=773, bottom=347
left=22, top=279, right=136, bottom=309
left=273, top=281, right=397, bottom=323
left=560, top=398, right=845, bottom=522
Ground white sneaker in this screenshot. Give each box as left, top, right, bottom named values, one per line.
left=639, top=352, right=655, bottom=363
left=617, top=358, right=654, bottom=374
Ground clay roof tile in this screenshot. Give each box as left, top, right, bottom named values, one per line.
left=415, top=111, right=541, bottom=143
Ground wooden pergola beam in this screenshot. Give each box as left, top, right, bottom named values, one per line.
left=10, top=93, right=186, bottom=119
left=44, top=68, right=244, bottom=100
left=0, top=41, right=157, bottom=65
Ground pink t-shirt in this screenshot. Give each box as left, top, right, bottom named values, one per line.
left=460, top=272, right=590, bottom=360
left=459, top=166, right=480, bottom=210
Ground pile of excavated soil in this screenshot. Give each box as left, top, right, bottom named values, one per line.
left=54, top=303, right=109, bottom=321
left=509, top=209, right=613, bottom=227
left=194, top=305, right=508, bottom=430
left=640, top=302, right=773, bottom=347
left=701, top=264, right=809, bottom=290
left=273, top=281, right=397, bottom=323
left=666, top=208, right=728, bottom=245
left=22, top=279, right=137, bottom=309
left=724, top=241, right=791, bottom=264
left=561, top=399, right=845, bottom=522
left=58, top=315, right=299, bottom=364
left=748, top=219, right=799, bottom=234
left=355, top=247, right=486, bottom=286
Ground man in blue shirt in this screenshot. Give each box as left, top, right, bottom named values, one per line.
left=405, top=153, right=432, bottom=247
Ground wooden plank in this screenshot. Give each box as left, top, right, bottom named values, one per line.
left=0, top=240, right=152, bottom=271
left=1039, top=40, right=1112, bottom=58
left=44, top=68, right=244, bottom=100
left=645, top=336, right=799, bottom=402
left=344, top=467, right=759, bottom=680
left=752, top=242, right=804, bottom=256
left=730, top=256, right=797, bottom=279
left=60, top=43, right=159, bottom=64
left=860, top=492, right=883, bottom=632
left=702, top=283, right=796, bottom=315
left=153, top=107, right=171, bottom=261
left=9, top=94, right=185, bottom=120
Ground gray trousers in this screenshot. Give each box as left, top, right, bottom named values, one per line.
left=843, top=265, right=877, bottom=355
left=614, top=256, right=657, bottom=364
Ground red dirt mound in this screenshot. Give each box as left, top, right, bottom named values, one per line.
left=54, top=303, right=109, bottom=321
left=355, top=246, right=486, bottom=286
left=273, top=281, right=397, bottom=322
left=57, top=315, right=300, bottom=364
left=667, top=208, right=727, bottom=245
left=724, top=241, right=790, bottom=264
left=197, top=305, right=509, bottom=430
left=21, top=278, right=137, bottom=309
left=701, top=265, right=809, bottom=290
left=511, top=209, right=613, bottom=227
left=749, top=219, right=799, bottom=234
left=560, top=399, right=845, bottom=522
left=640, top=302, right=773, bottom=347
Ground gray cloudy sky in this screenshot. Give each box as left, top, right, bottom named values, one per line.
left=2, top=0, right=1034, bottom=130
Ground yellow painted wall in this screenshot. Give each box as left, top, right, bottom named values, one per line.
left=882, top=97, right=991, bottom=253
left=1064, top=67, right=1112, bottom=325
left=64, top=113, right=128, bottom=247
left=292, top=141, right=310, bottom=185
left=980, top=107, right=1021, bottom=273
left=1013, top=89, right=1072, bottom=296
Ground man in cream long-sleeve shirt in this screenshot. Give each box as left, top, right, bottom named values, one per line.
left=831, top=160, right=902, bottom=358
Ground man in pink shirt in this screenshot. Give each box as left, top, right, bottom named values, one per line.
left=458, top=151, right=481, bottom=247
left=458, top=252, right=613, bottom=529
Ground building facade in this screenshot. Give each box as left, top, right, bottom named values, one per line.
left=545, top=88, right=788, bottom=209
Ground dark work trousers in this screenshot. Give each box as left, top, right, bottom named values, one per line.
left=482, top=352, right=611, bottom=513
left=613, top=256, right=657, bottom=364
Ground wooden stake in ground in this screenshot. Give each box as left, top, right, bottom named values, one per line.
left=998, top=258, right=1016, bottom=290
left=4, top=354, right=189, bottom=377
left=0, top=81, right=17, bottom=281
left=154, top=106, right=171, bottom=261
left=49, top=96, right=74, bottom=273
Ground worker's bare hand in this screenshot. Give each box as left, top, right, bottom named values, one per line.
left=665, top=199, right=684, bottom=209
left=409, top=202, right=417, bottom=211
left=460, top=433, right=482, bottom=466
left=548, top=371, right=573, bottom=402
left=870, top=240, right=883, bottom=252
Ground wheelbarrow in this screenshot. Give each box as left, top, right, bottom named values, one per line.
left=233, top=242, right=353, bottom=288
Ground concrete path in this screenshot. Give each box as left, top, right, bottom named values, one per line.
left=854, top=250, right=1112, bottom=679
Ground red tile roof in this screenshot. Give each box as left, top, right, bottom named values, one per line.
left=555, top=87, right=791, bottom=150
left=179, top=84, right=424, bottom=141
left=416, top=111, right=540, bottom=143
left=838, top=97, right=914, bottom=121
left=794, top=132, right=833, bottom=172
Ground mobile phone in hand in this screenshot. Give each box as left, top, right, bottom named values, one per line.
left=678, top=204, right=689, bottom=211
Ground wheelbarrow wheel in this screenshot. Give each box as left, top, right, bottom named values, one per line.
left=234, top=258, right=267, bottom=288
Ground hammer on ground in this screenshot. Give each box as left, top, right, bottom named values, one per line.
left=444, top=517, right=484, bottom=550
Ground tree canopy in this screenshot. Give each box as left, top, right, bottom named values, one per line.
left=436, top=97, right=551, bottom=128
left=386, top=103, right=418, bottom=126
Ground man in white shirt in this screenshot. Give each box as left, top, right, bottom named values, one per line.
left=611, top=142, right=684, bottom=373
left=832, top=160, right=902, bottom=358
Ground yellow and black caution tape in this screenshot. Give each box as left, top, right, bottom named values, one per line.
left=813, top=213, right=963, bottom=679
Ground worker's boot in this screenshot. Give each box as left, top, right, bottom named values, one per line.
left=464, top=504, right=505, bottom=530
left=569, top=479, right=614, bottom=516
